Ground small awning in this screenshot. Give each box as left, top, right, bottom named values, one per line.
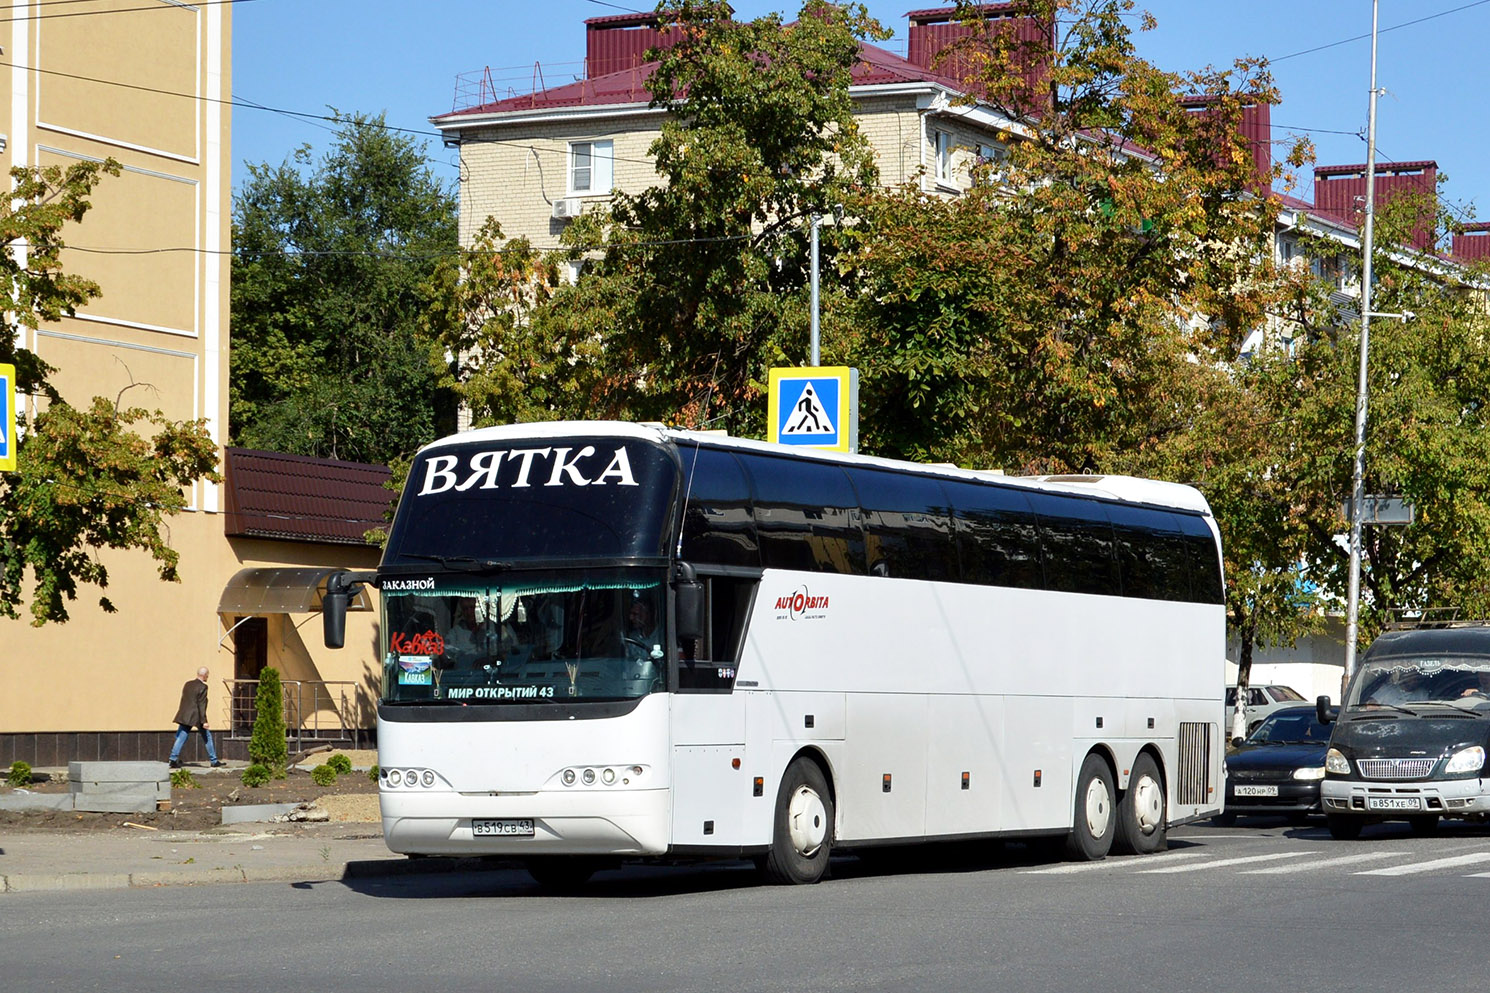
left=217, top=568, right=375, bottom=615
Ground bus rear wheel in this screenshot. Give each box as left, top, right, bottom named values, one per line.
left=1065, top=753, right=1116, bottom=861
left=1113, top=753, right=1167, bottom=855
left=761, top=758, right=834, bottom=885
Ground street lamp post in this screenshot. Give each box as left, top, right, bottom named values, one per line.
left=1342, top=0, right=1382, bottom=689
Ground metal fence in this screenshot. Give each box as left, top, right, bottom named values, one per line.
left=223, top=679, right=358, bottom=750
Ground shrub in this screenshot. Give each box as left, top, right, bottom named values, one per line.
left=248, top=667, right=288, bottom=778
left=368, top=763, right=380, bottom=783
left=310, top=763, right=338, bottom=787
left=171, top=768, right=200, bottom=789
left=326, top=753, right=353, bottom=775
left=7, top=760, right=32, bottom=788
left=241, top=762, right=273, bottom=788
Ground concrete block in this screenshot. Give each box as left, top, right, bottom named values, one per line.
left=0, top=793, right=75, bottom=812
left=4, top=872, right=132, bottom=893
left=221, top=802, right=302, bottom=825
left=71, top=780, right=171, bottom=800
left=69, top=761, right=170, bottom=783
left=72, top=791, right=159, bottom=813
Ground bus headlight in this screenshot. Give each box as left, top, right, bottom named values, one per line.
left=1325, top=748, right=1350, bottom=775
left=562, top=769, right=576, bottom=786
left=1445, top=746, right=1486, bottom=776
left=388, top=769, right=402, bottom=786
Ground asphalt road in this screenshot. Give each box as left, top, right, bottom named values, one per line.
left=5, top=817, right=1490, bottom=993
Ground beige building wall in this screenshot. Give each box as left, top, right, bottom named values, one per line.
left=0, top=1, right=269, bottom=746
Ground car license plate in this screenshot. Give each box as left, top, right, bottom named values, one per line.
left=1367, top=796, right=1422, bottom=811
left=472, top=818, right=535, bottom=837
left=1234, top=785, right=1278, bottom=797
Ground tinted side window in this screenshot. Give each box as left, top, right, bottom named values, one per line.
left=1177, top=513, right=1224, bottom=604
left=850, top=468, right=958, bottom=581
left=1105, top=504, right=1191, bottom=601
left=676, top=445, right=759, bottom=569
left=1030, top=492, right=1119, bottom=596
left=742, top=454, right=865, bottom=575
left=945, top=480, right=1044, bottom=589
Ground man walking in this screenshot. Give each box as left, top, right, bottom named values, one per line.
left=169, top=666, right=225, bottom=768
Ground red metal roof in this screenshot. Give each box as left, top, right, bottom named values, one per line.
left=434, top=37, right=966, bottom=121
left=223, top=448, right=393, bottom=546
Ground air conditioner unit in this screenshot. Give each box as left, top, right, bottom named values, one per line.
left=552, top=198, right=582, bottom=220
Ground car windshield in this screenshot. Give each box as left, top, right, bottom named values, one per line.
left=1344, top=656, right=1490, bottom=711
left=1269, top=686, right=1304, bottom=702
left=379, top=568, right=667, bottom=704
left=1249, top=711, right=1330, bottom=743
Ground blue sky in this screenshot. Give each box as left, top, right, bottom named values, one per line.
left=232, top=1, right=1489, bottom=223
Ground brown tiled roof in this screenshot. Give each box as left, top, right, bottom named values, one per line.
left=223, top=448, right=394, bottom=546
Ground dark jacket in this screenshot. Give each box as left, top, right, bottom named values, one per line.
left=173, top=678, right=209, bottom=727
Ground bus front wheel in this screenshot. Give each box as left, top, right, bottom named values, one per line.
left=1113, top=752, right=1167, bottom=855
left=1065, top=753, right=1116, bottom=861
left=526, top=857, right=601, bottom=891
left=761, top=758, right=834, bottom=885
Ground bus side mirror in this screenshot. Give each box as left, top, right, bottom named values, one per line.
left=1316, top=694, right=1338, bottom=725
left=673, top=566, right=705, bottom=644
left=323, top=591, right=350, bottom=649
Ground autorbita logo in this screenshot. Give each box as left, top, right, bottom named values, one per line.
left=774, top=586, right=830, bottom=621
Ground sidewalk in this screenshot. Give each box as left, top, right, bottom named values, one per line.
left=0, top=821, right=502, bottom=893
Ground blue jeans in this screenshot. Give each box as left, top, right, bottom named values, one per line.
left=169, top=724, right=217, bottom=763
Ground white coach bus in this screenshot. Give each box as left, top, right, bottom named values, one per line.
left=322, top=421, right=1225, bottom=886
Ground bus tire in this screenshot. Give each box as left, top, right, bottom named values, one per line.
left=1113, top=752, right=1167, bottom=855
left=1326, top=815, right=1363, bottom=840
left=1408, top=815, right=1440, bottom=836
left=1065, top=753, right=1116, bottom=861
left=526, top=857, right=600, bottom=891
left=761, top=757, right=834, bottom=885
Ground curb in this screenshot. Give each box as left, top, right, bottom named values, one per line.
left=0, top=855, right=513, bottom=894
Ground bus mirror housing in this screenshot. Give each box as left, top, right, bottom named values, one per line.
left=323, top=591, right=350, bottom=649
left=1316, top=694, right=1337, bottom=726
left=673, top=564, right=705, bottom=644
left=322, top=570, right=376, bottom=649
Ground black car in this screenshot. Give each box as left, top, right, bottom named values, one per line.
left=1215, top=705, right=1331, bottom=825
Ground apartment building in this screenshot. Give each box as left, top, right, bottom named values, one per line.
left=0, top=2, right=387, bottom=766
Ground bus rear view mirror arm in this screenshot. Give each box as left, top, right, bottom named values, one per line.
left=323, top=570, right=378, bottom=649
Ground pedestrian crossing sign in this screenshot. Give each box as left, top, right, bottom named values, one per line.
left=0, top=363, right=15, bottom=472
left=767, top=366, right=858, bottom=453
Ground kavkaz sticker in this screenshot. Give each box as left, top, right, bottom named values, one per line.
left=774, top=586, right=830, bottom=621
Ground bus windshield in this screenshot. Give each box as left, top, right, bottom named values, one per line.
left=380, top=568, right=668, bottom=705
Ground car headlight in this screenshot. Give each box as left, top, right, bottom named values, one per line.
left=1325, top=748, right=1351, bottom=775
left=1293, top=766, right=1327, bottom=781
left=1444, top=745, right=1486, bottom=776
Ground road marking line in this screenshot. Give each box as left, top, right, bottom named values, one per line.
left=1021, top=851, right=1211, bottom=874
left=1140, top=851, right=1317, bottom=873
left=1356, top=852, right=1490, bottom=876
left=1242, top=851, right=1400, bottom=873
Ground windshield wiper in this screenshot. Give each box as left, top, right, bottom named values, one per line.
left=398, top=553, right=513, bottom=573
left=1347, top=703, right=1419, bottom=718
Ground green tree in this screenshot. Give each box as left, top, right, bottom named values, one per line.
left=1269, top=188, right=1490, bottom=649
left=0, top=160, right=220, bottom=625
left=231, top=112, right=459, bottom=464
left=248, top=666, right=288, bottom=778
left=846, top=0, right=1304, bottom=472
left=542, top=0, right=886, bottom=433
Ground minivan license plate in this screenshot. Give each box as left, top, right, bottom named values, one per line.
left=472, top=818, right=535, bottom=837
left=1367, top=796, right=1421, bottom=811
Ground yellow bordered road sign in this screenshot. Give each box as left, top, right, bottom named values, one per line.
left=768, top=366, right=858, bottom=453
left=0, top=363, right=16, bottom=471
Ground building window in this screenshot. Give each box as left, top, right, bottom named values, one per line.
left=570, top=140, right=614, bottom=195
left=933, top=130, right=952, bottom=183
left=973, top=142, right=1007, bottom=184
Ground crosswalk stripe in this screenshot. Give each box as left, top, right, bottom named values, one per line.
left=1355, top=852, right=1490, bottom=876
left=1140, top=851, right=1316, bottom=873
left=1021, top=851, right=1211, bottom=874
left=1242, top=851, right=1401, bottom=874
